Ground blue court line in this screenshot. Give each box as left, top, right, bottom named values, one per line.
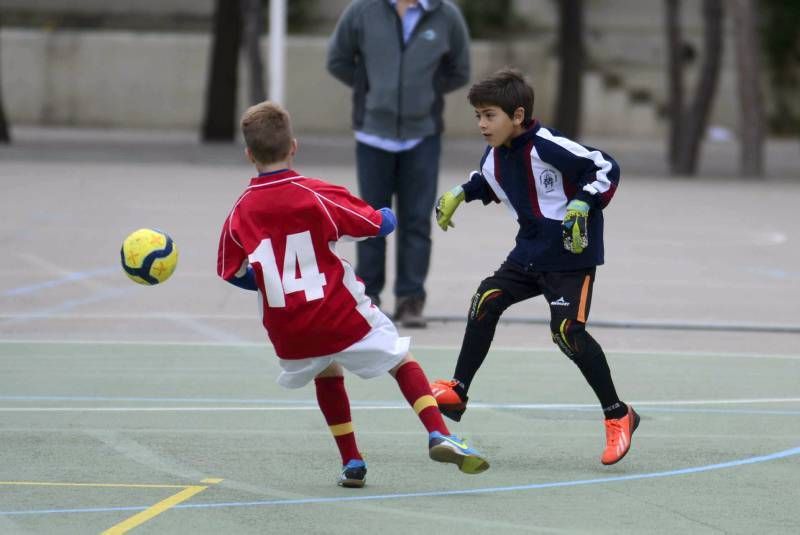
left=0, top=288, right=132, bottom=324
left=1, top=267, right=117, bottom=297
left=1, top=281, right=248, bottom=343
left=1, top=445, right=798, bottom=517
left=743, top=266, right=800, bottom=280
left=0, top=395, right=317, bottom=404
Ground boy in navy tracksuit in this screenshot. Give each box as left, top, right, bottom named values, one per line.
left=431, top=68, right=639, bottom=465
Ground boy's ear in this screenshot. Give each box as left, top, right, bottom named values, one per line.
left=244, top=147, right=256, bottom=164
left=512, top=107, right=525, bottom=126
left=290, top=138, right=298, bottom=156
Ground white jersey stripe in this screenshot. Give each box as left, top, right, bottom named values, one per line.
left=330, top=242, right=381, bottom=327
left=293, top=182, right=340, bottom=239
left=246, top=175, right=306, bottom=190
left=481, top=149, right=518, bottom=220
left=293, top=181, right=377, bottom=243
left=312, top=188, right=381, bottom=229
left=226, top=191, right=251, bottom=249
left=529, top=145, right=568, bottom=220
left=219, top=191, right=252, bottom=277
left=536, top=128, right=613, bottom=194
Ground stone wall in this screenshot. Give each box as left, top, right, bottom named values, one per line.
left=1, top=21, right=742, bottom=137
left=2, top=29, right=559, bottom=135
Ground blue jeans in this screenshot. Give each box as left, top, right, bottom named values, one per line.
left=355, top=135, right=441, bottom=300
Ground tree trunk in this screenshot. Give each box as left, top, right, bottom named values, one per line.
left=665, top=0, right=683, bottom=169
left=732, top=0, right=765, bottom=177
left=241, top=0, right=266, bottom=105
left=554, top=0, right=585, bottom=139
left=202, top=0, right=243, bottom=142
left=674, top=0, right=724, bottom=175
left=0, top=21, right=9, bottom=144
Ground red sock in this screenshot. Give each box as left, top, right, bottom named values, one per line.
left=315, top=376, right=361, bottom=464
left=395, top=361, right=450, bottom=435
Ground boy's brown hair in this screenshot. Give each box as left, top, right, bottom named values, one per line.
left=467, top=68, right=535, bottom=123
left=241, top=101, right=294, bottom=164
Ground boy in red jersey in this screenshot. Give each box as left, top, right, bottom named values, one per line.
left=217, top=101, right=489, bottom=487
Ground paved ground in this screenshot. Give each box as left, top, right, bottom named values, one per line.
left=1, top=128, right=799, bottom=534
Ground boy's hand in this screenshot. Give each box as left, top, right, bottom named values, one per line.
left=435, top=186, right=465, bottom=231
left=562, top=199, right=589, bottom=253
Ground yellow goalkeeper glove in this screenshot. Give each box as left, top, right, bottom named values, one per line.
left=562, top=199, right=590, bottom=254
left=435, top=185, right=465, bottom=231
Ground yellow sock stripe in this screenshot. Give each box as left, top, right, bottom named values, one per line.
left=412, top=395, right=438, bottom=415
left=476, top=289, right=502, bottom=315
left=329, top=422, right=354, bottom=437
left=559, top=319, right=573, bottom=351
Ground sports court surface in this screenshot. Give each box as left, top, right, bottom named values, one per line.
left=2, top=129, right=799, bottom=534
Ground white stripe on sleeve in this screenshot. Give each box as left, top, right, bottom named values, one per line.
left=536, top=128, right=613, bottom=194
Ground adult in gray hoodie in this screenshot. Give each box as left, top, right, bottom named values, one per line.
left=327, top=0, right=470, bottom=328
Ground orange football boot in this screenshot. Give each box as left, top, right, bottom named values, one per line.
left=430, top=379, right=468, bottom=422
left=601, top=405, right=640, bottom=465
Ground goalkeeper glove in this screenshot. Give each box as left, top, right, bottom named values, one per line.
left=562, top=199, right=590, bottom=254
left=435, top=185, right=465, bottom=231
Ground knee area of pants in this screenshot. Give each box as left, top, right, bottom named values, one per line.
left=468, top=288, right=504, bottom=323
left=551, top=321, right=588, bottom=359
left=551, top=331, right=575, bottom=359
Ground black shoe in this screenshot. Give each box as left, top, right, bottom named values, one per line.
left=338, top=459, right=367, bottom=488
left=394, top=295, right=427, bottom=329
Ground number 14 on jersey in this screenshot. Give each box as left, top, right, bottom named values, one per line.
left=249, top=231, right=327, bottom=307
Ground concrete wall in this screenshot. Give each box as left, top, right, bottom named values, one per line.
left=3, top=30, right=209, bottom=128
left=1, top=29, right=556, bottom=135
left=1, top=27, right=740, bottom=137
left=1, top=0, right=752, bottom=137
left=0, top=0, right=214, bottom=16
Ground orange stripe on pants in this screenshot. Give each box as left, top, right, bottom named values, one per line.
left=577, top=275, right=591, bottom=323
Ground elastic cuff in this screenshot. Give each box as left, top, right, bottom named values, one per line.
left=450, top=185, right=465, bottom=200
left=377, top=207, right=396, bottom=237
left=461, top=181, right=479, bottom=203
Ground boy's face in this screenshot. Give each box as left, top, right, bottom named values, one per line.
left=474, top=105, right=525, bottom=147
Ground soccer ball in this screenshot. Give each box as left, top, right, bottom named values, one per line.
left=120, top=228, right=178, bottom=285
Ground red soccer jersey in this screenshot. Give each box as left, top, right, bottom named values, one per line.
left=217, top=169, right=385, bottom=359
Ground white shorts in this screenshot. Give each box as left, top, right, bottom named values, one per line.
left=276, top=311, right=410, bottom=389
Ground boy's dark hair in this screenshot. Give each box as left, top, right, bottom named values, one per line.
left=468, top=68, right=535, bottom=122
left=241, top=101, right=293, bottom=164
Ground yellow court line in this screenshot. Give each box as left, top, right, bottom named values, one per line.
left=102, top=480, right=221, bottom=535
left=0, top=481, right=186, bottom=489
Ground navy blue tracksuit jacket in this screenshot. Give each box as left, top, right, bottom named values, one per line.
left=461, top=121, right=620, bottom=272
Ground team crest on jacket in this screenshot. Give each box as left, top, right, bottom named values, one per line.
left=421, top=29, right=437, bottom=41
left=539, top=169, right=558, bottom=193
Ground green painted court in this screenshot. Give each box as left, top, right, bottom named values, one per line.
left=2, top=340, right=799, bottom=533
left=2, top=130, right=799, bottom=533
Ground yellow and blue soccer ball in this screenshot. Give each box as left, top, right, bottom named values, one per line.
left=120, top=228, right=178, bottom=285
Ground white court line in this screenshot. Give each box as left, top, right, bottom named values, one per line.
left=2, top=397, right=800, bottom=412
left=1, top=339, right=799, bottom=360
left=4, top=311, right=798, bottom=334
